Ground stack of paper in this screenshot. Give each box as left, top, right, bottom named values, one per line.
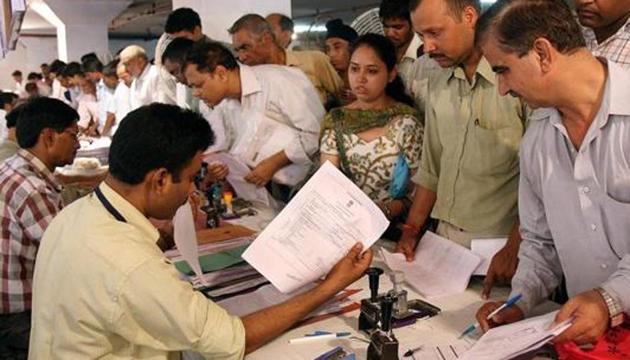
left=218, top=283, right=359, bottom=322
left=381, top=232, right=481, bottom=298
left=242, top=161, right=389, bottom=293
left=460, top=311, right=572, bottom=360
left=165, top=236, right=254, bottom=260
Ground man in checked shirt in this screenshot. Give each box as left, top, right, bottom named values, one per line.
left=0, top=97, right=79, bottom=357
left=574, top=0, right=630, bottom=68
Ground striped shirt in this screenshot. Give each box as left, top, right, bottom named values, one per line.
left=0, top=149, right=63, bottom=313
left=583, top=17, right=630, bottom=68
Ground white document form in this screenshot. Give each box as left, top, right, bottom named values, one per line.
left=204, top=152, right=274, bottom=207
left=381, top=232, right=481, bottom=298
left=470, top=238, right=508, bottom=276
left=460, top=311, right=572, bottom=360
left=242, top=161, right=390, bottom=293
left=173, top=202, right=206, bottom=284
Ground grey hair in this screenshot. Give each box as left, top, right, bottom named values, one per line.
left=228, top=13, right=274, bottom=39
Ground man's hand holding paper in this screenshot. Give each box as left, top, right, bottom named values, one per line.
left=242, top=161, right=389, bottom=293
left=552, top=289, right=610, bottom=345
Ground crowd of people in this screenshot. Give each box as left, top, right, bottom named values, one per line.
left=0, top=0, right=629, bottom=358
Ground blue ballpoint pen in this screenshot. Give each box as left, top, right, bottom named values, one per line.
left=486, top=294, right=523, bottom=320
left=458, top=293, right=523, bottom=338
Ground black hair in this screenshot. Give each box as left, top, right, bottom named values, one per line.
left=409, top=0, right=481, bottom=17
left=2, top=92, right=18, bottom=105
left=186, top=41, right=239, bottom=72
left=83, top=57, right=104, bottom=73
left=0, top=93, right=7, bottom=109
left=62, top=62, right=83, bottom=77
left=380, top=0, right=411, bottom=22
left=162, top=37, right=195, bottom=66
left=350, top=34, right=415, bottom=107
left=165, top=7, right=201, bottom=34
left=27, top=72, right=42, bottom=81
left=25, top=83, right=38, bottom=94
left=12, top=70, right=22, bottom=77
left=49, top=59, right=66, bottom=74
left=16, top=97, right=79, bottom=149
left=326, top=19, right=359, bottom=43
left=103, top=60, right=119, bottom=78
left=80, top=52, right=98, bottom=64
left=109, top=103, right=213, bottom=185
left=476, top=0, right=584, bottom=57
left=40, top=63, right=49, bottom=68
left=5, top=104, right=24, bottom=129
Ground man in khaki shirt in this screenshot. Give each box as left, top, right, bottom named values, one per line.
left=396, top=0, right=526, bottom=298
left=29, top=104, right=373, bottom=359
left=229, top=13, right=344, bottom=105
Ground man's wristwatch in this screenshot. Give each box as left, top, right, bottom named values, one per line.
left=595, top=287, right=624, bottom=328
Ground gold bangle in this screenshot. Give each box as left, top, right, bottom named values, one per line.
left=381, top=202, right=393, bottom=220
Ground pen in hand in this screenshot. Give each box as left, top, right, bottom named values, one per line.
left=458, top=293, right=522, bottom=338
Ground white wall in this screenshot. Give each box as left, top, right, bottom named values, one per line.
left=0, top=36, right=159, bottom=91
left=0, top=36, right=57, bottom=91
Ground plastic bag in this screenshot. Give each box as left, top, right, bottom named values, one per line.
left=389, top=154, right=410, bottom=199
left=556, top=319, right=630, bottom=360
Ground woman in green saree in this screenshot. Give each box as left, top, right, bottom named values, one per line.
left=320, top=33, right=424, bottom=240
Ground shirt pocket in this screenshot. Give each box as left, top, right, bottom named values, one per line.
left=598, top=192, right=630, bottom=256
left=464, top=124, right=521, bottom=176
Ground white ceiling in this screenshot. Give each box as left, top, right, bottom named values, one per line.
left=20, top=0, right=381, bottom=39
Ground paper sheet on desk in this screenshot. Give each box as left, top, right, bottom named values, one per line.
left=398, top=339, right=474, bottom=359
left=173, top=202, right=206, bottom=285
left=218, top=283, right=357, bottom=319
left=460, top=311, right=572, bottom=360
left=205, top=152, right=274, bottom=207
left=242, top=161, right=390, bottom=293
left=381, top=232, right=481, bottom=298
left=471, top=238, right=507, bottom=276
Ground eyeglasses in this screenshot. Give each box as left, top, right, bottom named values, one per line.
left=62, top=129, right=80, bottom=141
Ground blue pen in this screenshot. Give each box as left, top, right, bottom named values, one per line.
left=458, top=323, right=479, bottom=339
left=458, top=293, right=522, bottom=339
left=305, top=331, right=332, bottom=336
left=486, top=294, right=523, bottom=320
left=289, top=332, right=351, bottom=344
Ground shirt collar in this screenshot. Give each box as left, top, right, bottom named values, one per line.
left=449, top=56, right=496, bottom=86
left=239, top=64, right=262, bottom=100
left=402, top=34, right=423, bottom=61
left=607, top=60, right=630, bottom=116
left=582, top=16, right=630, bottom=48
left=97, top=182, right=160, bottom=244
left=137, top=63, right=151, bottom=81
left=17, top=148, right=63, bottom=192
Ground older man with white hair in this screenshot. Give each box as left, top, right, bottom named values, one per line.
left=119, top=45, right=159, bottom=110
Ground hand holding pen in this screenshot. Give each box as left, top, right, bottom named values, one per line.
left=461, top=294, right=525, bottom=337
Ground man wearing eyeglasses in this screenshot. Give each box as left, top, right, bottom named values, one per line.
left=0, top=97, right=79, bottom=357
